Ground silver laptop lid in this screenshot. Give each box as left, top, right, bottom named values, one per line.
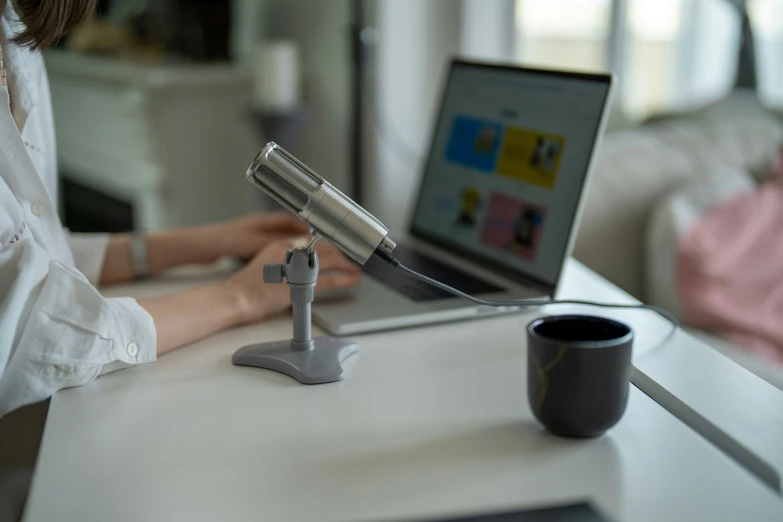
left=409, top=59, right=613, bottom=295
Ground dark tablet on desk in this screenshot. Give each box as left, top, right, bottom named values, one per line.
left=399, top=502, right=610, bottom=522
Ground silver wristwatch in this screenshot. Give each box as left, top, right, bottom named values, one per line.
left=130, top=232, right=149, bottom=279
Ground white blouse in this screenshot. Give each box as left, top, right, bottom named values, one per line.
left=0, top=6, right=156, bottom=417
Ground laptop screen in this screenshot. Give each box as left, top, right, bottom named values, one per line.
left=410, top=61, right=611, bottom=290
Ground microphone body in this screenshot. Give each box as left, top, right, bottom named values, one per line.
left=243, top=144, right=680, bottom=328
left=246, top=142, right=396, bottom=265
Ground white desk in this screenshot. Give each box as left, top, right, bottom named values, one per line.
left=24, top=260, right=783, bottom=522
left=555, top=263, right=783, bottom=492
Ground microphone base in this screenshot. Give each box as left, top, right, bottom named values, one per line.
left=232, top=337, right=358, bottom=384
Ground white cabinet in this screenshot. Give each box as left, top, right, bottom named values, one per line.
left=45, top=50, right=266, bottom=231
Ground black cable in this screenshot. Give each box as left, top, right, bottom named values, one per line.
left=374, top=250, right=680, bottom=327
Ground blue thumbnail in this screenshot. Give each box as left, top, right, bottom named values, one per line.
left=445, top=116, right=504, bottom=172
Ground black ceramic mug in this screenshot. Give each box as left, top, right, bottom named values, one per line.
left=527, top=315, right=633, bottom=438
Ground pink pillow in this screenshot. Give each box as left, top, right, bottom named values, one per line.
left=646, top=167, right=755, bottom=319
left=677, top=165, right=783, bottom=363
left=647, top=158, right=783, bottom=363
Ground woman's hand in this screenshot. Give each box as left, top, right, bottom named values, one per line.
left=225, top=239, right=362, bottom=324
left=205, top=212, right=310, bottom=262
left=100, top=212, right=312, bottom=285
left=140, top=239, right=360, bottom=354
left=101, top=211, right=315, bottom=286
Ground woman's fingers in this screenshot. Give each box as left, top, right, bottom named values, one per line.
left=263, top=232, right=311, bottom=245
left=315, top=272, right=362, bottom=292
left=314, top=244, right=361, bottom=274
left=257, top=212, right=310, bottom=233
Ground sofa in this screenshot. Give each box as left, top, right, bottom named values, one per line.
left=573, top=91, right=783, bottom=391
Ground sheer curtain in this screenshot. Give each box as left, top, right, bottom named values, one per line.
left=751, top=0, right=783, bottom=106
left=368, top=0, right=516, bottom=232
left=515, top=0, right=612, bottom=72
left=513, top=0, right=742, bottom=119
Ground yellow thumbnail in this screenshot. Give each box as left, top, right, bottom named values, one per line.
left=496, top=127, right=566, bottom=189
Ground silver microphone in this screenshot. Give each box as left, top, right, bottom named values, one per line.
left=245, top=142, right=397, bottom=265
left=243, top=144, right=681, bottom=328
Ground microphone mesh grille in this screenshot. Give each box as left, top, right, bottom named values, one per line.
left=252, top=164, right=309, bottom=211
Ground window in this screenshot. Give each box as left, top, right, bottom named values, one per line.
left=750, top=0, right=783, bottom=106
left=514, top=0, right=741, bottom=120
left=623, top=0, right=684, bottom=118
left=515, top=0, right=611, bottom=73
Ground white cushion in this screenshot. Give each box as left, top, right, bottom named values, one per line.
left=645, top=167, right=756, bottom=319
left=574, top=98, right=783, bottom=299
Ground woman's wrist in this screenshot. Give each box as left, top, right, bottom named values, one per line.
left=218, top=277, right=256, bottom=326
left=146, top=226, right=224, bottom=273
left=140, top=279, right=255, bottom=354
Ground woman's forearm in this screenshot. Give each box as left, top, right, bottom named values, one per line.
left=99, top=213, right=309, bottom=285
left=100, top=229, right=221, bottom=285
left=138, top=281, right=245, bottom=355
left=132, top=238, right=359, bottom=355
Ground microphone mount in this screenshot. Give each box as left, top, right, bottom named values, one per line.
left=232, top=238, right=358, bottom=384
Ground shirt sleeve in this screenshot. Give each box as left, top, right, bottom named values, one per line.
left=65, top=231, right=110, bottom=285
left=0, top=194, right=155, bottom=418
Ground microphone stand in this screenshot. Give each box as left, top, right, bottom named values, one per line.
left=232, top=236, right=358, bottom=384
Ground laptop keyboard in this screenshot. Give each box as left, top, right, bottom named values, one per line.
left=362, top=245, right=503, bottom=301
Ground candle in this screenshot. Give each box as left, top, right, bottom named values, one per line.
left=252, top=40, right=301, bottom=113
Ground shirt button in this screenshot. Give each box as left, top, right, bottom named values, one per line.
left=31, top=202, right=47, bottom=216
left=126, top=342, right=139, bottom=358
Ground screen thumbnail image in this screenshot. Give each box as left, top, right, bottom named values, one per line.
left=445, top=115, right=504, bottom=172
left=529, top=137, right=562, bottom=170
left=496, top=128, right=566, bottom=189
left=425, top=184, right=485, bottom=232
left=455, top=186, right=483, bottom=228
left=480, top=193, right=547, bottom=261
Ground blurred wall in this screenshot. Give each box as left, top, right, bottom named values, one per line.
left=265, top=0, right=352, bottom=192
left=232, top=0, right=268, bottom=62
left=365, top=0, right=514, bottom=235
left=233, top=0, right=352, bottom=193
left=232, top=0, right=515, bottom=230
left=364, top=0, right=459, bottom=235
left=459, top=0, right=515, bottom=62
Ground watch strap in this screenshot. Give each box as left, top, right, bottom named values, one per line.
left=130, top=232, right=148, bottom=280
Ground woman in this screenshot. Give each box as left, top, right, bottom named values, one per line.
left=0, top=0, right=361, bottom=418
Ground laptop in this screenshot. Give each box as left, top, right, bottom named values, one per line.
left=314, top=59, right=613, bottom=336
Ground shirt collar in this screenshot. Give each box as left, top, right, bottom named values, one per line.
left=2, top=1, right=41, bottom=116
